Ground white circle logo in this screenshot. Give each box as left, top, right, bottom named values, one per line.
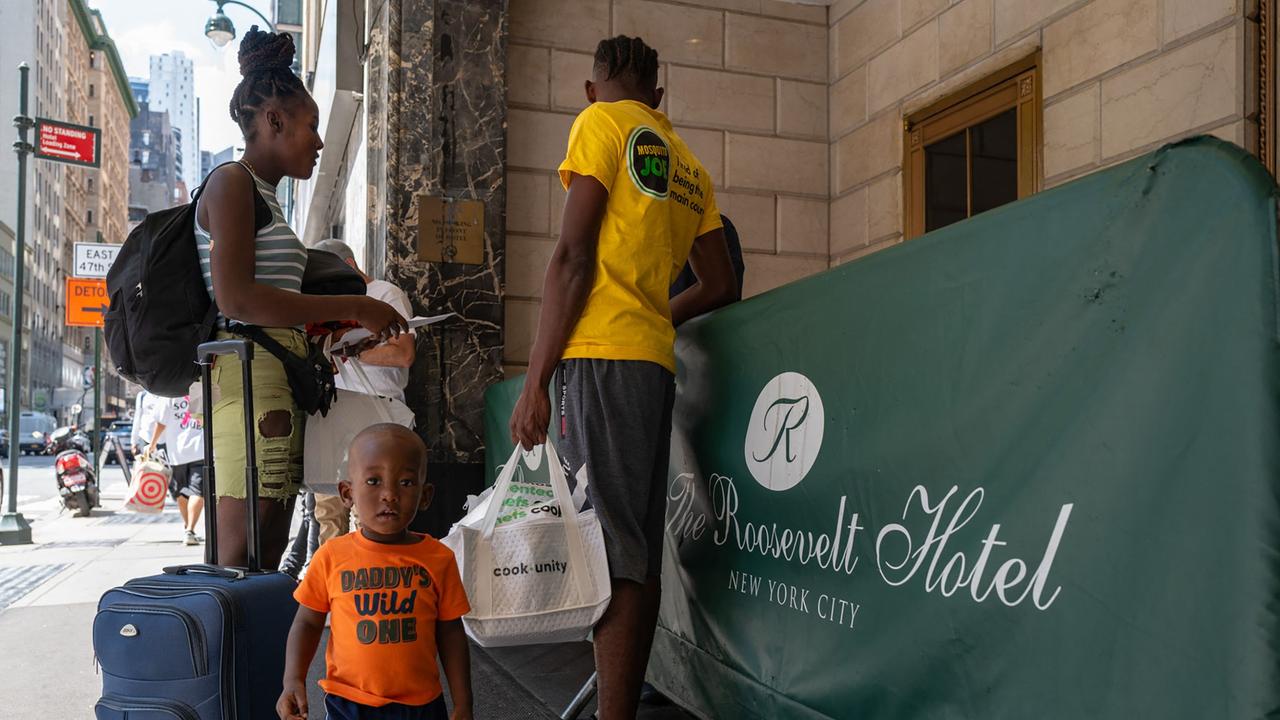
left=744, top=372, right=824, bottom=492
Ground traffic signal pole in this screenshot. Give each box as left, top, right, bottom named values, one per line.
left=2, top=63, right=34, bottom=545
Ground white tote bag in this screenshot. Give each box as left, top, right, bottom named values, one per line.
left=303, top=360, right=415, bottom=495
left=443, top=443, right=611, bottom=647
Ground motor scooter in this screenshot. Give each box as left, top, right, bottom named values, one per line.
left=45, top=426, right=78, bottom=455
left=55, top=443, right=100, bottom=517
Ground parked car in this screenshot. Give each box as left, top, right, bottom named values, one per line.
left=18, top=412, right=57, bottom=455
left=102, top=420, right=135, bottom=465
left=0, top=428, right=8, bottom=457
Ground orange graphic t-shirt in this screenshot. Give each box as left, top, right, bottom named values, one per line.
left=294, top=532, right=471, bottom=707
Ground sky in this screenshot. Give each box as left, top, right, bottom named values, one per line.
left=94, top=0, right=276, bottom=154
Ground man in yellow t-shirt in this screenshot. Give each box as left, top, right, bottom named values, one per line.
left=510, top=35, right=738, bottom=720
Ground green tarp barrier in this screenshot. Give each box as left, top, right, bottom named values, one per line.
left=484, top=138, right=1280, bottom=718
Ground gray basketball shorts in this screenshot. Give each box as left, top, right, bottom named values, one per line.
left=557, top=358, right=676, bottom=585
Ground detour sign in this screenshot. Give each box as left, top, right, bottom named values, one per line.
left=66, top=277, right=108, bottom=327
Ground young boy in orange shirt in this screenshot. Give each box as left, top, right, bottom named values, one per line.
left=277, top=424, right=472, bottom=720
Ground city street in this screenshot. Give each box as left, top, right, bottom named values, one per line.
left=0, top=458, right=201, bottom=718
left=2, top=455, right=69, bottom=507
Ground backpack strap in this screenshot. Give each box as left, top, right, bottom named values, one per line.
left=228, top=324, right=295, bottom=363
left=192, top=161, right=273, bottom=233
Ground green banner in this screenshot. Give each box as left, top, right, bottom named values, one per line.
left=485, top=138, right=1280, bottom=718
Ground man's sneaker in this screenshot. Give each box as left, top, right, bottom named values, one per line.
left=184, top=531, right=202, bottom=546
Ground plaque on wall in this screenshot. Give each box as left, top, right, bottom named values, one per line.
left=417, top=195, right=485, bottom=264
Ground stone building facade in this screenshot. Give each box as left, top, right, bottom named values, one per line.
left=127, top=102, right=178, bottom=216
left=501, top=0, right=1268, bottom=378
left=79, top=4, right=136, bottom=416
left=827, top=0, right=1250, bottom=262
left=0, top=0, right=72, bottom=412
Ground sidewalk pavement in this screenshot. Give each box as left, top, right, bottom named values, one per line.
left=0, top=465, right=697, bottom=719
left=0, top=463, right=203, bottom=719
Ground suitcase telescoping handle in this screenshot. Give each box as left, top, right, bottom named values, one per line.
left=198, top=339, right=264, bottom=573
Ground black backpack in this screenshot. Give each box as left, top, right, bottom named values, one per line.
left=105, top=162, right=271, bottom=397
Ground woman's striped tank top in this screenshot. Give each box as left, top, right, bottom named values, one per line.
left=193, top=162, right=306, bottom=317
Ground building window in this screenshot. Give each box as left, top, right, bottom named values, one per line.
left=89, top=52, right=96, bottom=68
left=88, top=114, right=94, bottom=127
left=87, top=209, right=93, bottom=225
left=277, top=0, right=303, bottom=25
left=89, top=84, right=95, bottom=98
left=903, top=55, right=1041, bottom=239
left=87, top=177, right=94, bottom=193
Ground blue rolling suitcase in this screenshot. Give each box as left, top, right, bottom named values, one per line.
left=94, top=340, right=298, bottom=719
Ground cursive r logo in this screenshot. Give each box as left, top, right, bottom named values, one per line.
left=745, top=372, right=824, bottom=492
left=752, top=396, right=810, bottom=463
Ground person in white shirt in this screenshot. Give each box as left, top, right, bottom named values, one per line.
left=147, top=395, right=206, bottom=546
left=310, top=239, right=416, bottom=541
left=130, top=390, right=163, bottom=457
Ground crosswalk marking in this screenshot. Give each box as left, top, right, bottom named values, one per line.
left=0, top=564, right=70, bottom=610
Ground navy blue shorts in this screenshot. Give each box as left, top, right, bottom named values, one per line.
left=324, top=694, right=447, bottom=720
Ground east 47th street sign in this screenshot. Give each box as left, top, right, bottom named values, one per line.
left=73, top=242, right=119, bottom=279
left=65, top=277, right=108, bottom=328
left=34, top=117, right=100, bottom=168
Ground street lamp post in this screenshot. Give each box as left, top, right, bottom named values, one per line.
left=1, top=64, right=34, bottom=545
left=205, top=0, right=275, bottom=48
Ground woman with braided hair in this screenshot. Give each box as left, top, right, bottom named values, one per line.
left=195, top=27, right=407, bottom=569
left=510, top=34, right=737, bottom=720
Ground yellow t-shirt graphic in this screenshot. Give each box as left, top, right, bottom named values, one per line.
left=557, top=100, right=722, bottom=372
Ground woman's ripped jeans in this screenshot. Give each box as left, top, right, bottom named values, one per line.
left=208, top=329, right=305, bottom=500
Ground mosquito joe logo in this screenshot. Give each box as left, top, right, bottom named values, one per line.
left=627, top=126, right=670, bottom=199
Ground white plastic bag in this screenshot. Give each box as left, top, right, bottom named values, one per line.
left=124, top=456, right=170, bottom=514
left=443, top=443, right=611, bottom=647
left=303, top=360, right=414, bottom=495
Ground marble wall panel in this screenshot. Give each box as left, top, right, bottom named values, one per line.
left=367, top=0, right=507, bottom=466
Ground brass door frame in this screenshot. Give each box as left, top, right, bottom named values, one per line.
left=1259, top=0, right=1276, bottom=175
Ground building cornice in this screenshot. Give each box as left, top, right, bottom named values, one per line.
left=69, top=0, right=140, bottom=119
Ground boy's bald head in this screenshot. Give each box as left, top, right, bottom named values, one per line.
left=349, top=424, right=427, bottom=477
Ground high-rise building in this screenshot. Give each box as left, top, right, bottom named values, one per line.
left=0, top=0, right=73, bottom=414
left=0, top=223, right=14, bottom=422
left=0, top=0, right=135, bottom=420
left=129, top=76, right=148, bottom=104
left=148, top=51, right=199, bottom=198
left=62, top=2, right=137, bottom=420
left=201, top=145, right=237, bottom=183
left=129, top=101, right=177, bottom=215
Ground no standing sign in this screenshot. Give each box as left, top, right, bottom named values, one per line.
left=34, top=117, right=100, bottom=168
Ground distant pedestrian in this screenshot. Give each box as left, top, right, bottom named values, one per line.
left=277, top=425, right=472, bottom=720
left=146, top=396, right=206, bottom=546
left=130, top=390, right=163, bottom=458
